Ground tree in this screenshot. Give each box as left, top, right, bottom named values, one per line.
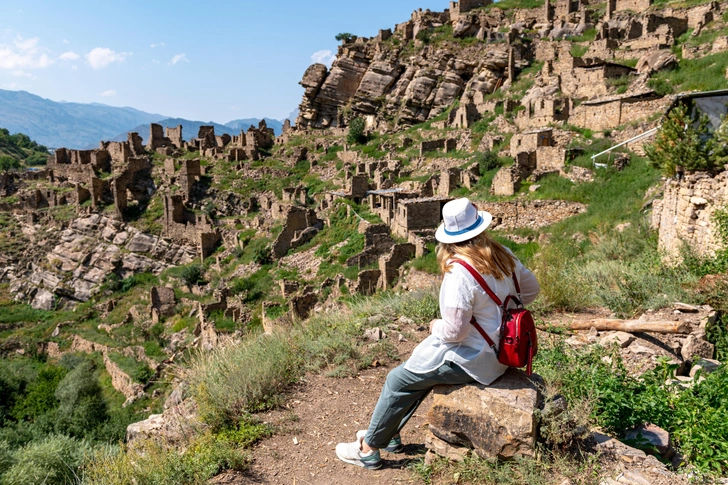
left=0, top=156, right=20, bottom=172
left=645, top=103, right=716, bottom=177
left=713, top=114, right=728, bottom=168
left=335, top=32, right=354, bottom=43
left=346, top=117, right=368, bottom=146
left=53, top=361, right=108, bottom=439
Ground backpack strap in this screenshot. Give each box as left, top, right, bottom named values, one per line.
left=452, top=260, right=500, bottom=351
left=452, top=259, right=502, bottom=306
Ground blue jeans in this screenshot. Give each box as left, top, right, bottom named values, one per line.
left=364, top=361, right=475, bottom=449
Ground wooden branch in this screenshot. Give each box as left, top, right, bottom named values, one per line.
left=550, top=318, right=690, bottom=334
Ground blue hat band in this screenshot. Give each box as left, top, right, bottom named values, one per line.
left=444, top=215, right=483, bottom=236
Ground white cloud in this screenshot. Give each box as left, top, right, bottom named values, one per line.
left=100, top=89, right=116, bottom=97
left=63, top=39, right=69, bottom=44
left=86, top=47, right=131, bottom=69
left=59, top=51, right=79, bottom=61
left=2, top=82, right=22, bottom=89
left=169, top=53, right=189, bottom=66
left=11, top=70, right=32, bottom=77
left=0, top=35, right=53, bottom=70
left=150, top=42, right=166, bottom=48
left=311, top=49, right=335, bottom=67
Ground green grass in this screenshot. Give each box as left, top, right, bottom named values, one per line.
left=184, top=288, right=439, bottom=428
left=649, top=51, right=728, bottom=94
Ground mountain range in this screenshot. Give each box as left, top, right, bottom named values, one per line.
left=0, top=89, right=287, bottom=149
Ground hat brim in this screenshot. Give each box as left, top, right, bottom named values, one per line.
left=435, top=211, right=493, bottom=244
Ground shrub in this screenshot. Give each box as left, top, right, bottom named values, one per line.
left=1, top=435, right=90, bottom=485
left=645, top=103, right=716, bottom=176
left=346, top=117, right=367, bottom=146
left=54, top=361, right=108, bottom=439
left=475, top=150, right=502, bottom=175
left=180, top=264, right=203, bottom=286
left=82, top=434, right=247, bottom=485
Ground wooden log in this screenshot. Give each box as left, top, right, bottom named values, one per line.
left=552, top=319, right=690, bottom=334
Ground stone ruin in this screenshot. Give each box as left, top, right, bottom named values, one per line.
left=272, top=206, right=323, bottom=259
left=163, top=195, right=220, bottom=260
left=652, top=171, right=728, bottom=263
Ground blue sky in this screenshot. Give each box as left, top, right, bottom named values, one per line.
left=0, top=0, right=449, bottom=123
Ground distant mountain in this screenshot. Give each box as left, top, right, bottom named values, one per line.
left=0, top=90, right=166, bottom=149
left=224, top=118, right=283, bottom=135
left=286, top=109, right=299, bottom=126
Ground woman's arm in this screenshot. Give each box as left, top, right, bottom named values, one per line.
left=431, top=272, right=473, bottom=343
left=517, top=261, right=540, bottom=306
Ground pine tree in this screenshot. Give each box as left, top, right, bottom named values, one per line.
left=645, top=103, right=716, bottom=177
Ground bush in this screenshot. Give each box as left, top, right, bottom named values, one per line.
left=346, top=117, right=367, bottom=146
left=475, top=150, right=502, bottom=175
left=82, top=434, right=247, bottom=485
left=180, top=264, right=203, bottom=286
left=0, top=435, right=90, bottom=485
left=54, top=361, right=108, bottom=439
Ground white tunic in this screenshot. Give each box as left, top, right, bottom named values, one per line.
left=404, top=255, right=540, bottom=385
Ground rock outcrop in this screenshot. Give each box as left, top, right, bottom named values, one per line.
left=426, top=368, right=543, bottom=460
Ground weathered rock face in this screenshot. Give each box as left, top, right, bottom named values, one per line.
left=295, top=15, right=512, bottom=129
left=6, top=214, right=196, bottom=308
left=427, top=369, right=542, bottom=460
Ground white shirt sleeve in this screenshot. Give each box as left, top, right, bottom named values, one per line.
left=516, top=260, right=540, bottom=306
left=432, top=271, right=473, bottom=343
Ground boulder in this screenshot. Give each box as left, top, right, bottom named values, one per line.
left=636, top=50, right=677, bottom=74
left=599, top=331, right=635, bottom=348
left=681, top=334, right=714, bottom=361
left=126, top=399, right=203, bottom=446
left=624, top=423, right=674, bottom=459
left=427, top=368, right=542, bottom=460
left=31, top=288, right=54, bottom=311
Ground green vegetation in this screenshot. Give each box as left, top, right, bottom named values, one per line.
left=648, top=51, right=728, bottom=94
left=645, top=103, right=716, bottom=177
left=335, top=32, right=354, bottom=43
left=185, top=289, right=439, bottom=428
left=0, top=128, right=50, bottom=169
left=346, top=117, right=368, bottom=145
left=83, top=432, right=250, bottom=484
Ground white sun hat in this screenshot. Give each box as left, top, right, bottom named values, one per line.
left=435, top=198, right=493, bottom=244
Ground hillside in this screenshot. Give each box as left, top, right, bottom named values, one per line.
left=1, top=0, right=728, bottom=484
left=0, top=128, right=50, bottom=169
left=0, top=90, right=166, bottom=149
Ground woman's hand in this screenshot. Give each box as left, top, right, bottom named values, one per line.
left=429, top=319, right=438, bottom=333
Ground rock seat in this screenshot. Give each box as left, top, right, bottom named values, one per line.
left=426, top=368, right=543, bottom=461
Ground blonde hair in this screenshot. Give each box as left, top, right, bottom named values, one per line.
left=437, top=231, right=516, bottom=280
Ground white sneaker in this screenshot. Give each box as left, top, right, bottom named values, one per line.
left=336, top=433, right=382, bottom=469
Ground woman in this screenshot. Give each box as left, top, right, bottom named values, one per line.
left=336, top=197, right=540, bottom=469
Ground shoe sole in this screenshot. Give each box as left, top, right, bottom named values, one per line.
left=336, top=453, right=382, bottom=470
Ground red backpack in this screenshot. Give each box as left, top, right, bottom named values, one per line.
left=452, top=260, right=538, bottom=376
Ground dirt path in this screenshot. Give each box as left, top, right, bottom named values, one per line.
left=244, top=331, right=428, bottom=485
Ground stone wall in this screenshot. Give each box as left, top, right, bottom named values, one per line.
left=392, top=197, right=451, bottom=238
left=615, top=0, right=651, bottom=12
left=571, top=94, right=669, bottom=131
left=651, top=172, right=728, bottom=262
